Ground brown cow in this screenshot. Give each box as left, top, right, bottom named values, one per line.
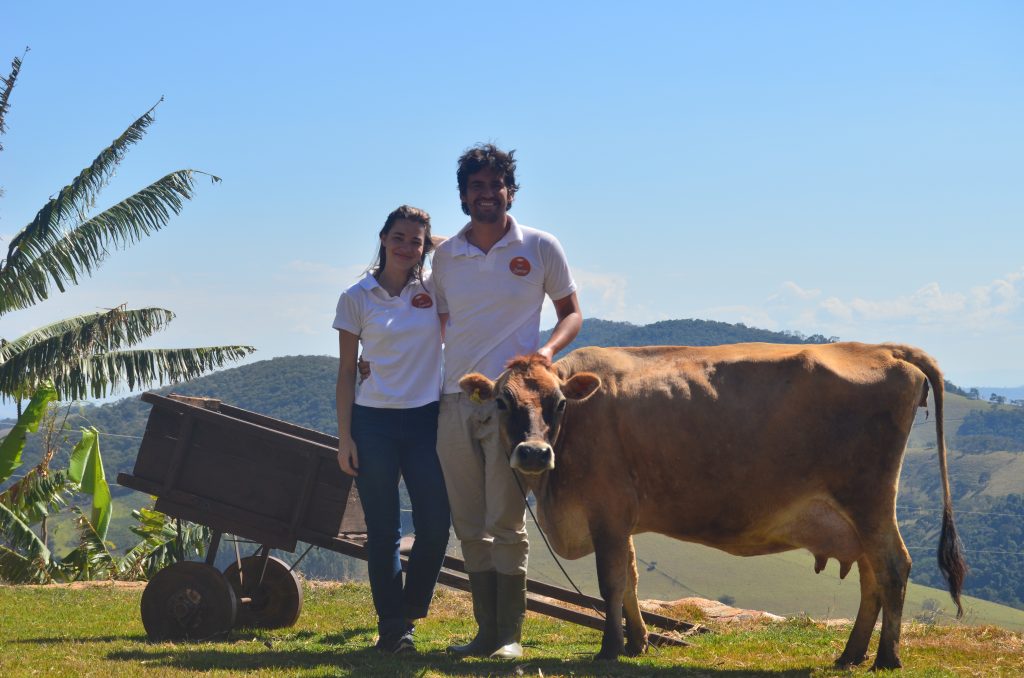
left=459, top=342, right=967, bottom=669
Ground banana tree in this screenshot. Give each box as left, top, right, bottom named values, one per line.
left=0, top=52, right=254, bottom=580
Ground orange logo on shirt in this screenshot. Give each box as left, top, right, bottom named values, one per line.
left=509, top=257, right=532, bottom=276
left=411, top=293, right=433, bottom=309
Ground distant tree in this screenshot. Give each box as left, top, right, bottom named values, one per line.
left=943, top=380, right=970, bottom=398
left=968, top=388, right=981, bottom=400
left=990, top=393, right=1008, bottom=406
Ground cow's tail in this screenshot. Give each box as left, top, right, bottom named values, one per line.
left=901, top=346, right=968, bottom=618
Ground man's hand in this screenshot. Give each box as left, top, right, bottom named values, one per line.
left=357, top=356, right=371, bottom=383
left=338, top=437, right=359, bottom=476
left=535, top=346, right=555, bottom=363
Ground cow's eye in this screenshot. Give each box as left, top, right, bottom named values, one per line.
left=555, top=399, right=567, bottom=413
left=495, top=398, right=508, bottom=411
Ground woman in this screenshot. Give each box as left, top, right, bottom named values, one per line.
left=333, top=205, right=450, bottom=654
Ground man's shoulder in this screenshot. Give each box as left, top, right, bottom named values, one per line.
left=512, top=223, right=557, bottom=245
left=432, top=234, right=462, bottom=261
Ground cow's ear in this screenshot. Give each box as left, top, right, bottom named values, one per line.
left=459, top=373, right=496, bottom=402
left=562, top=372, right=601, bottom=401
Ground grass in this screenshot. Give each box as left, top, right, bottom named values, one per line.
left=524, top=530, right=1024, bottom=632
left=1, top=580, right=1021, bottom=677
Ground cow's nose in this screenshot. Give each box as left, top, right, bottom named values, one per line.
left=511, top=441, right=554, bottom=473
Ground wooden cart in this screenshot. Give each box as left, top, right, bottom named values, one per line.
left=118, top=392, right=701, bottom=645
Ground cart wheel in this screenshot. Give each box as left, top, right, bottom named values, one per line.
left=141, top=561, right=238, bottom=641
left=224, top=555, right=303, bottom=629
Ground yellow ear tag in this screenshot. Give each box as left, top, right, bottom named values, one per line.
left=470, top=389, right=484, bottom=405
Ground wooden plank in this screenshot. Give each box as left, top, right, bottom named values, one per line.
left=216, top=402, right=339, bottom=448
left=167, top=394, right=222, bottom=411
left=290, top=453, right=322, bottom=531
left=118, top=473, right=296, bottom=550
left=132, top=411, right=179, bottom=482
left=319, top=540, right=688, bottom=647
left=161, top=414, right=195, bottom=494
left=434, top=551, right=703, bottom=633
left=141, top=392, right=336, bottom=459
left=323, top=537, right=700, bottom=638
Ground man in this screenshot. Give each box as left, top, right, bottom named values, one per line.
left=434, top=144, right=582, bottom=658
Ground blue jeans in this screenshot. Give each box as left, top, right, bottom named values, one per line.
left=351, top=402, right=450, bottom=637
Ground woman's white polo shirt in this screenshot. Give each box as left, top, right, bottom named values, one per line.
left=333, top=272, right=442, bottom=409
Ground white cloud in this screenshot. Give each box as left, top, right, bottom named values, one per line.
left=774, top=281, right=821, bottom=301
left=278, top=260, right=365, bottom=286
left=573, top=268, right=629, bottom=318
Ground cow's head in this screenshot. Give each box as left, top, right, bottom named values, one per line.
left=459, top=355, right=602, bottom=474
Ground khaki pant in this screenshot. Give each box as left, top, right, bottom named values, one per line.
left=437, top=393, right=528, bottom=575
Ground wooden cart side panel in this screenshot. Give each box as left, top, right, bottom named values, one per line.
left=301, top=476, right=365, bottom=537
left=133, top=407, right=185, bottom=482
left=141, top=392, right=337, bottom=459
left=126, top=392, right=368, bottom=542
left=216, top=402, right=339, bottom=448
left=175, top=420, right=305, bottom=523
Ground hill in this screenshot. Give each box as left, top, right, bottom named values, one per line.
left=545, top=317, right=836, bottom=354
left=9, top=318, right=1024, bottom=614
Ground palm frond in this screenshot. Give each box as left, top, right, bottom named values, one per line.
left=120, top=507, right=208, bottom=580
left=4, top=100, right=161, bottom=265
left=61, top=507, right=116, bottom=581
left=0, top=49, right=27, bottom=149
left=0, top=501, right=51, bottom=565
left=0, top=468, right=71, bottom=524
left=71, top=345, right=255, bottom=400
left=0, top=170, right=220, bottom=315
left=0, top=543, right=53, bottom=584
left=0, top=307, right=175, bottom=399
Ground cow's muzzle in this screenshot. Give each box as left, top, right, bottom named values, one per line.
left=510, top=440, right=554, bottom=474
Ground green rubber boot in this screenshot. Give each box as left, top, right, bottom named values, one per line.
left=490, top=572, right=527, bottom=659
left=448, top=570, right=498, bottom=657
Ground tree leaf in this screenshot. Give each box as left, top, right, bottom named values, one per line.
left=0, top=170, right=219, bottom=315
left=0, top=468, right=71, bottom=523
left=0, top=307, right=174, bottom=399
left=66, top=427, right=111, bottom=540
left=67, top=427, right=96, bottom=486
left=0, top=501, right=51, bottom=566
left=0, top=383, right=57, bottom=483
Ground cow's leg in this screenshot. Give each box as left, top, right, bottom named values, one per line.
left=622, top=536, right=648, bottom=656
left=592, top=527, right=629, bottom=659
left=836, top=556, right=879, bottom=667
left=870, top=529, right=912, bottom=671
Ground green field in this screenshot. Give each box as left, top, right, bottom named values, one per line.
left=1, top=581, right=1021, bottom=677
left=523, top=525, right=1024, bottom=632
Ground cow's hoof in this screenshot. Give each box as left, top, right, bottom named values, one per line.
left=595, top=647, right=622, bottom=661
left=624, top=638, right=648, bottom=657
left=835, top=652, right=867, bottom=668
left=870, top=656, right=903, bottom=671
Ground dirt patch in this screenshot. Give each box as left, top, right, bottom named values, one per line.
left=641, top=597, right=787, bottom=624
left=2, top=580, right=147, bottom=591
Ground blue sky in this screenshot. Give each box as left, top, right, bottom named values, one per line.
left=2, top=1, right=1022, bottom=417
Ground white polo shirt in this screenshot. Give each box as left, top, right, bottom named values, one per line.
left=333, top=272, right=443, bottom=408
left=432, top=216, right=576, bottom=394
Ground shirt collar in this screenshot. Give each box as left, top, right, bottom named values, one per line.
left=454, top=215, right=523, bottom=257
left=358, top=272, right=421, bottom=300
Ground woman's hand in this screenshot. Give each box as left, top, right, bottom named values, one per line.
left=338, top=436, right=359, bottom=476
